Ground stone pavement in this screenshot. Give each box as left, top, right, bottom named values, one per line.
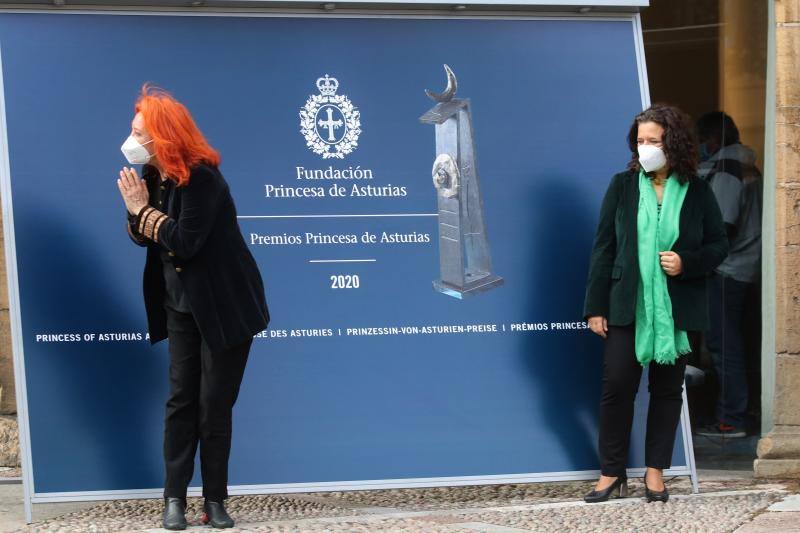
left=0, top=470, right=798, bottom=532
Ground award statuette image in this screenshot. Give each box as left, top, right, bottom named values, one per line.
left=420, top=65, right=504, bottom=299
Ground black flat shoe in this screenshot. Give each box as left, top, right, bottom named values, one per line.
left=202, top=499, right=235, bottom=528
left=644, top=479, right=669, bottom=503
left=583, top=476, right=628, bottom=503
left=162, top=497, right=188, bottom=531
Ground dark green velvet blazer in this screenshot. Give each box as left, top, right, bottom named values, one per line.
left=582, top=170, right=729, bottom=332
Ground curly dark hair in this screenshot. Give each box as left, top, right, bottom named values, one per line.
left=626, top=104, right=698, bottom=184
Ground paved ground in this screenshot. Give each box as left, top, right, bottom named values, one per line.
left=1, top=435, right=797, bottom=531
left=0, top=470, right=798, bottom=532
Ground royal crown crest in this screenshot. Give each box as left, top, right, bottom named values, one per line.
left=299, top=75, right=361, bottom=159
left=316, top=75, right=339, bottom=96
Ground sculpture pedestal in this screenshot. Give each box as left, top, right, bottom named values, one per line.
left=433, top=274, right=504, bottom=299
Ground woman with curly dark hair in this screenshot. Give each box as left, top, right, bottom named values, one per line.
left=582, top=104, right=728, bottom=503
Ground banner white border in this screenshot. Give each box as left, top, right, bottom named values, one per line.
left=0, top=8, right=697, bottom=523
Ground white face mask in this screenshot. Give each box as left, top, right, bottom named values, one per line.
left=637, top=144, right=667, bottom=173
left=121, top=136, right=154, bottom=165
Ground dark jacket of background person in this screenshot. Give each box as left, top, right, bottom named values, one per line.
left=697, top=142, right=763, bottom=283
left=583, top=169, right=729, bottom=331
left=127, top=163, right=269, bottom=353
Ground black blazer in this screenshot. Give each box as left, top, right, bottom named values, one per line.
left=582, top=170, right=728, bottom=332
left=127, top=163, right=269, bottom=353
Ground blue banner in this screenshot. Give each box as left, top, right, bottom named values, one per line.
left=0, top=12, right=688, bottom=497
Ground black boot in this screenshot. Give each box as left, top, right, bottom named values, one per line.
left=162, top=497, right=188, bottom=531
left=202, top=499, right=235, bottom=528
left=583, top=476, right=628, bottom=503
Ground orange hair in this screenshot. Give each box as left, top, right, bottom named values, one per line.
left=135, top=84, right=220, bottom=186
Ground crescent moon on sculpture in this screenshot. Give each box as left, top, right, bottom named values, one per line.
left=425, top=64, right=457, bottom=103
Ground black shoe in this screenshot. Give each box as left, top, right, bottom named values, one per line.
left=202, top=499, right=235, bottom=528
left=162, top=497, right=187, bottom=531
left=644, top=479, right=669, bottom=503
left=583, top=476, right=628, bottom=503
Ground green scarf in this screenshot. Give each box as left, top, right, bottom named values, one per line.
left=635, top=170, right=692, bottom=366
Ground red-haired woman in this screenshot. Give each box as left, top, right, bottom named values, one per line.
left=117, top=86, right=269, bottom=530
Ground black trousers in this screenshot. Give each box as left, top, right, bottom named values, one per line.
left=163, top=306, right=252, bottom=501
left=598, top=324, right=687, bottom=477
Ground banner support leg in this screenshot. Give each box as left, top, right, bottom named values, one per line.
left=681, top=382, right=700, bottom=494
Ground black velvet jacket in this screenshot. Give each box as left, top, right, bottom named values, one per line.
left=126, top=163, right=269, bottom=353
left=582, top=170, right=729, bottom=332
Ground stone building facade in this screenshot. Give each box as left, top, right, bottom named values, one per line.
left=754, top=0, right=800, bottom=479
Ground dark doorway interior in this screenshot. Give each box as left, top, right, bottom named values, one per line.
left=640, top=0, right=767, bottom=471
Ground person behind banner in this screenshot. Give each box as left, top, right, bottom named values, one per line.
left=582, top=104, right=728, bottom=504
left=695, top=111, right=763, bottom=440
left=117, top=85, right=270, bottom=530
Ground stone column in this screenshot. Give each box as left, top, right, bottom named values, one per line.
left=0, top=215, right=19, bottom=467
left=0, top=215, right=14, bottom=415
left=754, top=0, right=800, bottom=479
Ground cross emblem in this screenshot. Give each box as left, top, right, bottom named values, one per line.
left=318, top=108, right=343, bottom=141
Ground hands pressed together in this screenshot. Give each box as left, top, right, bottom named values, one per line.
left=117, top=166, right=149, bottom=216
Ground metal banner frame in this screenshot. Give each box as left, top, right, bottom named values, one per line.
left=0, top=4, right=696, bottom=524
